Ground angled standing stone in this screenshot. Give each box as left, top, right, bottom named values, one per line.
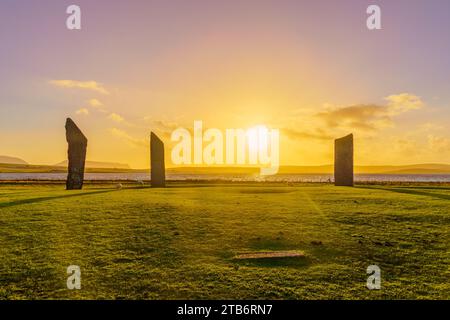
left=334, top=133, right=354, bottom=186
left=151, top=132, right=165, bottom=187
left=65, top=118, right=88, bottom=190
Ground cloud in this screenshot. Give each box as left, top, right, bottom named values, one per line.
left=75, top=108, right=89, bottom=115
left=281, top=128, right=333, bottom=141
left=316, top=93, right=424, bottom=131
left=108, top=113, right=125, bottom=123
left=50, top=80, right=109, bottom=94
left=109, top=128, right=148, bottom=148
left=317, top=104, right=394, bottom=131
left=87, top=98, right=107, bottom=113
left=385, top=93, right=423, bottom=114
left=143, top=118, right=181, bottom=139
left=317, top=104, right=390, bottom=131
left=88, top=99, right=103, bottom=108
left=107, top=113, right=137, bottom=127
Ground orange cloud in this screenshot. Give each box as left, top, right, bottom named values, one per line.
left=75, top=108, right=89, bottom=115
left=109, top=128, right=148, bottom=148
left=316, top=93, right=424, bottom=131
left=108, top=113, right=125, bottom=123
left=385, top=93, right=423, bottom=114
left=88, top=99, right=104, bottom=108
left=281, top=128, right=333, bottom=141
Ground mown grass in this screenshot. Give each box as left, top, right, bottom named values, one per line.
left=0, top=182, right=448, bottom=299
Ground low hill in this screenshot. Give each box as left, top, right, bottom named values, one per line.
left=54, top=160, right=131, bottom=169
left=169, top=164, right=450, bottom=174
left=277, top=164, right=450, bottom=174
left=357, top=164, right=450, bottom=174
left=1, top=163, right=449, bottom=174
left=0, top=155, right=28, bottom=165
left=0, top=163, right=137, bottom=173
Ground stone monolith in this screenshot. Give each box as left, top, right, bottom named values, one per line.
left=334, top=133, right=354, bottom=186
left=151, top=132, right=165, bottom=187
left=65, top=118, right=87, bottom=190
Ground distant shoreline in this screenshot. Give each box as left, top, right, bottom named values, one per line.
left=1, top=163, right=450, bottom=175
left=1, top=177, right=449, bottom=186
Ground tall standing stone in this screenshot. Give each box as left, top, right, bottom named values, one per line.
left=334, top=133, right=354, bottom=186
left=65, top=118, right=88, bottom=190
left=151, top=132, right=165, bottom=187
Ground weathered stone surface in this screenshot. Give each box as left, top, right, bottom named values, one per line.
left=334, top=133, right=354, bottom=186
left=151, top=132, right=165, bottom=187
left=65, top=118, right=87, bottom=190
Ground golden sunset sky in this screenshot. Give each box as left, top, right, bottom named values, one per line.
left=0, top=0, right=449, bottom=168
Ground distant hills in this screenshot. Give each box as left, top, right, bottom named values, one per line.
left=361, top=164, right=450, bottom=174
left=54, top=160, right=130, bottom=169
left=0, top=155, right=130, bottom=169
left=1, top=161, right=449, bottom=174
left=277, top=164, right=450, bottom=174
left=0, top=156, right=131, bottom=173
left=0, top=155, right=28, bottom=165
left=167, top=164, right=450, bottom=175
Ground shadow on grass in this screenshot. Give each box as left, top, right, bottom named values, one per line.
left=0, top=191, right=33, bottom=197
left=0, top=189, right=118, bottom=208
left=395, top=186, right=450, bottom=191
left=356, top=186, right=450, bottom=201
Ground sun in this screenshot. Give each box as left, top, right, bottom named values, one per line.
left=247, top=125, right=270, bottom=156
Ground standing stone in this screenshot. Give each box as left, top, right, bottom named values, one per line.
left=151, top=132, right=165, bottom=187
left=334, top=134, right=354, bottom=186
left=65, top=118, right=88, bottom=190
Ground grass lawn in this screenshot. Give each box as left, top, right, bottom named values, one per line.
left=0, top=182, right=448, bottom=299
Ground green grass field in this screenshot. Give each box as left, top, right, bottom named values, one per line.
left=0, top=182, right=449, bottom=299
